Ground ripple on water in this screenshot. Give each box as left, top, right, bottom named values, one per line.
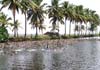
left=1, top=41, right=100, bottom=70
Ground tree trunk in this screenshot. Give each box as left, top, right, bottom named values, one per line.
left=57, top=20, right=60, bottom=34
left=13, top=6, right=16, bottom=37
left=69, top=21, right=71, bottom=36
left=24, top=12, right=27, bottom=38
left=58, top=22, right=60, bottom=39
left=80, top=23, right=82, bottom=37
left=79, top=23, right=82, bottom=37
left=74, top=22, right=76, bottom=36
left=85, top=23, right=88, bottom=36
left=64, top=18, right=67, bottom=35
left=17, top=29, right=18, bottom=37
left=41, top=29, right=43, bottom=35
left=35, top=26, right=38, bottom=38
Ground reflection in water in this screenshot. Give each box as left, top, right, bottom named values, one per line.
left=0, top=41, right=100, bottom=70
left=51, top=53, right=62, bottom=70
left=0, top=55, right=7, bottom=70
left=43, top=50, right=52, bottom=70
left=32, top=51, right=44, bottom=70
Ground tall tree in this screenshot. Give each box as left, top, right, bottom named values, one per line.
left=0, top=12, right=12, bottom=27
left=68, top=4, right=75, bottom=36
left=62, top=1, right=69, bottom=35
left=11, top=20, right=21, bottom=37
left=20, top=0, right=29, bottom=38
left=48, top=0, right=64, bottom=34
left=74, top=5, right=85, bottom=36
left=27, top=0, right=46, bottom=37
left=0, top=0, right=21, bottom=37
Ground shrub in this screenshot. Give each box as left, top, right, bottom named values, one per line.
left=0, top=26, right=9, bottom=42
left=33, top=35, right=51, bottom=40
left=61, top=35, right=68, bottom=39
left=44, top=32, right=60, bottom=39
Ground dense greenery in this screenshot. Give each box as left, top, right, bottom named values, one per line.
left=0, top=26, right=9, bottom=42
left=0, top=0, right=100, bottom=42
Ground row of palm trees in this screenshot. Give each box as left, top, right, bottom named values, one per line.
left=0, top=0, right=100, bottom=38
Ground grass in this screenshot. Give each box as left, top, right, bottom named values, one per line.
left=0, top=34, right=100, bottom=43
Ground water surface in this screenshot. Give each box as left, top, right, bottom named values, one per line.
left=0, top=40, right=100, bottom=70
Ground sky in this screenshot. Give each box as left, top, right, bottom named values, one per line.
left=0, top=0, right=100, bottom=35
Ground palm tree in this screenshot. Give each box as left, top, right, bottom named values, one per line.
left=20, top=0, right=29, bottom=38
left=74, top=24, right=80, bottom=36
left=62, top=1, right=69, bottom=35
left=27, top=0, right=46, bottom=37
left=48, top=0, right=64, bottom=34
left=11, top=20, right=21, bottom=37
left=0, top=12, right=12, bottom=27
left=39, top=24, right=46, bottom=34
left=19, top=0, right=38, bottom=38
left=74, top=5, right=85, bottom=36
left=89, top=23, right=97, bottom=35
left=84, top=8, right=90, bottom=35
left=68, top=5, right=75, bottom=36
left=0, top=0, right=21, bottom=37
left=88, top=10, right=100, bottom=35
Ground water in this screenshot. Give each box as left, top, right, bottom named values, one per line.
left=0, top=40, right=100, bottom=70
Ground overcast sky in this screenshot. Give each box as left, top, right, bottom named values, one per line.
left=0, top=0, right=100, bottom=35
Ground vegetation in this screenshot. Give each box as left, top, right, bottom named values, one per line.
left=0, top=26, right=9, bottom=42
left=0, top=0, right=100, bottom=42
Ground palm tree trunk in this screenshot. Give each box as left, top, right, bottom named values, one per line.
left=80, top=23, right=82, bottom=37
left=17, top=29, right=18, bottom=37
left=58, top=22, right=60, bottom=38
left=41, top=29, right=43, bottom=35
left=24, top=12, right=27, bottom=38
left=13, top=6, right=16, bottom=37
left=35, top=26, right=38, bottom=38
left=74, top=22, right=76, bottom=36
left=69, top=21, right=71, bottom=36
left=58, top=21, right=60, bottom=34
left=85, top=23, right=87, bottom=36
left=64, top=18, right=66, bottom=35
left=79, top=23, right=82, bottom=37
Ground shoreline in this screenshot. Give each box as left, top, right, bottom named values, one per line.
left=0, top=39, right=77, bottom=49
left=0, top=37, right=100, bottom=49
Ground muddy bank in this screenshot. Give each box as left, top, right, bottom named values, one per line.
left=0, top=39, right=78, bottom=49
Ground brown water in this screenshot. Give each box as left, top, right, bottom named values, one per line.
left=0, top=40, right=100, bottom=70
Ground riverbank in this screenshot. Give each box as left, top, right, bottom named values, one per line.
left=1, top=37, right=100, bottom=49
left=0, top=39, right=78, bottom=49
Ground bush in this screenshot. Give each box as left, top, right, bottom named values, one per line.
left=33, top=35, right=51, bottom=40
left=0, top=26, right=9, bottom=42
left=61, top=35, right=69, bottom=39
left=44, top=32, right=60, bottom=39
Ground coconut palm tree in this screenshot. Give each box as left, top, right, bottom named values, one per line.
left=84, top=8, right=90, bottom=35
left=62, top=1, right=69, bottom=35
left=20, top=0, right=39, bottom=38
left=48, top=0, right=64, bottom=34
left=88, top=10, right=100, bottom=35
left=74, top=24, right=78, bottom=35
left=20, top=0, right=29, bottom=38
left=62, top=1, right=75, bottom=36
left=27, top=0, right=46, bottom=37
left=0, top=12, right=12, bottom=27
left=11, top=20, right=21, bottom=37
left=74, top=5, right=85, bottom=36
left=0, top=0, right=21, bottom=37
left=68, top=5, right=75, bottom=36
left=39, top=24, right=46, bottom=34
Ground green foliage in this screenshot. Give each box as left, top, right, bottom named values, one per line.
left=32, top=35, right=51, bottom=40
left=89, top=23, right=97, bottom=32
left=0, top=26, right=9, bottom=42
